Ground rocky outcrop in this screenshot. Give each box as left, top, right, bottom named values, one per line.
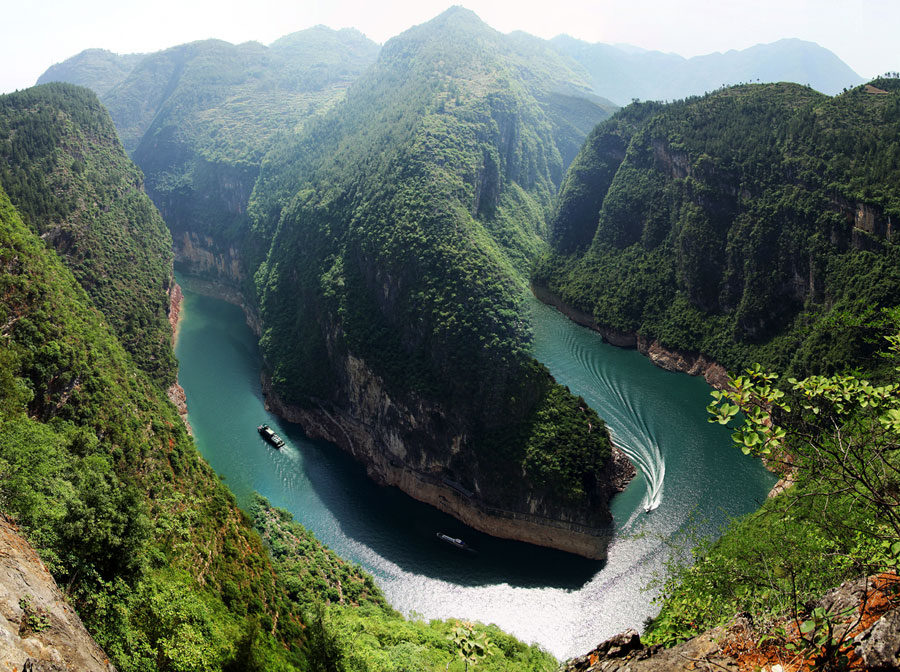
left=174, top=232, right=247, bottom=286
left=532, top=284, right=730, bottom=389
left=0, top=516, right=115, bottom=672
left=262, top=352, right=633, bottom=560
left=165, top=280, right=192, bottom=434
left=567, top=574, right=900, bottom=672
left=830, top=194, right=895, bottom=244
left=855, top=609, right=900, bottom=670
left=562, top=626, right=739, bottom=672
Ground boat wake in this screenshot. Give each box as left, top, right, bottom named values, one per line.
left=565, top=332, right=666, bottom=513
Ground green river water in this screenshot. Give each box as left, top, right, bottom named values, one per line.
left=174, top=280, right=775, bottom=659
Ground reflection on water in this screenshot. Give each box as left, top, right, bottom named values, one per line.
left=175, top=280, right=774, bottom=658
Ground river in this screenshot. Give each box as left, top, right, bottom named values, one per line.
left=174, top=279, right=774, bottom=659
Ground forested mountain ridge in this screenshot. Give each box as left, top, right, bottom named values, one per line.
left=38, top=8, right=628, bottom=557
left=0, top=83, right=176, bottom=387
left=534, top=78, right=900, bottom=379
left=551, top=36, right=865, bottom=106
left=0, top=184, right=308, bottom=668
left=39, top=27, right=381, bottom=298
left=38, top=48, right=144, bottom=97
left=249, top=6, right=628, bottom=558
left=0, top=84, right=559, bottom=672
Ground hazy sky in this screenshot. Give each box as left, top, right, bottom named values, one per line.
left=3, top=0, right=898, bottom=95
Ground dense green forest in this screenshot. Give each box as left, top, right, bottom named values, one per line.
left=41, top=8, right=624, bottom=536
left=28, top=11, right=900, bottom=668
left=0, top=185, right=306, bottom=669
left=124, top=27, right=381, bottom=248
left=0, top=83, right=176, bottom=387
left=0, top=87, right=561, bottom=671
left=249, top=7, right=618, bottom=518
left=535, top=79, right=900, bottom=379
left=533, top=79, right=900, bottom=659
left=39, top=49, right=144, bottom=97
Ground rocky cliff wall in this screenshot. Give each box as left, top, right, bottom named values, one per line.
left=261, top=349, right=633, bottom=560
left=0, top=517, right=115, bottom=672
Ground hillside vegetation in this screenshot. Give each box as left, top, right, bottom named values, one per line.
left=250, top=7, right=618, bottom=517
left=0, top=83, right=176, bottom=387
left=0, top=185, right=307, bottom=669
left=535, top=79, right=900, bottom=379
left=533, top=78, right=900, bottom=660
left=0, top=85, right=561, bottom=671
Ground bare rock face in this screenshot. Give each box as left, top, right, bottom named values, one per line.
left=562, top=627, right=739, bottom=672
left=854, top=609, right=900, bottom=671
left=0, top=517, right=115, bottom=672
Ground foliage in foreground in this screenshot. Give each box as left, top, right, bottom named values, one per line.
left=644, top=319, right=900, bottom=649
left=251, top=496, right=557, bottom=672
left=0, top=187, right=311, bottom=670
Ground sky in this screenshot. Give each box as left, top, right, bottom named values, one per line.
left=2, top=0, right=899, bottom=95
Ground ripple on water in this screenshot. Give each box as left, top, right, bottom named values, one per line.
left=175, top=282, right=775, bottom=659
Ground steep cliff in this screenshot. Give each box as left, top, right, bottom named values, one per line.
left=535, top=79, right=900, bottom=378
left=249, top=8, right=629, bottom=558
left=0, top=183, right=315, bottom=669
left=39, top=28, right=381, bottom=299
left=40, top=12, right=631, bottom=556
left=0, top=516, right=115, bottom=672
left=0, top=83, right=176, bottom=387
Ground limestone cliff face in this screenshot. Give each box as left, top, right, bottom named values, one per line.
left=0, top=517, right=115, bottom=672
left=174, top=231, right=247, bottom=286
left=262, top=345, right=633, bottom=560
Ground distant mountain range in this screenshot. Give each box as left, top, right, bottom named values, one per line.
left=550, top=36, right=864, bottom=105
left=40, top=32, right=864, bottom=114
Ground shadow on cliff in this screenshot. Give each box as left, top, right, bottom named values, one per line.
left=279, top=422, right=603, bottom=589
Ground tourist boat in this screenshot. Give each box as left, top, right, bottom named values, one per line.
left=436, top=532, right=472, bottom=551
left=257, top=424, right=285, bottom=448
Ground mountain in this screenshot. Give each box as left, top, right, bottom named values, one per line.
left=534, top=78, right=900, bottom=379
left=552, top=36, right=865, bottom=105
left=0, top=83, right=557, bottom=672
left=0, top=83, right=176, bottom=387
left=37, top=27, right=381, bottom=290
left=38, top=48, right=143, bottom=96
left=248, top=7, right=628, bottom=558
left=0, top=148, right=303, bottom=668
left=38, top=9, right=628, bottom=558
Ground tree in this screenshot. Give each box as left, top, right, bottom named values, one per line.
left=708, top=326, right=900, bottom=551
left=447, top=621, right=493, bottom=671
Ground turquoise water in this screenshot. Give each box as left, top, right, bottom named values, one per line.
left=175, top=283, right=774, bottom=659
